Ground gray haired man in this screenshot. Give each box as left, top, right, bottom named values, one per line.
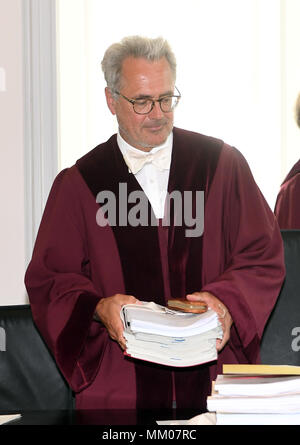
left=25, top=35, right=285, bottom=411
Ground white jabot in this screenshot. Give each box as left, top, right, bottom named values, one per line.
left=117, top=132, right=173, bottom=218
left=122, top=142, right=171, bottom=175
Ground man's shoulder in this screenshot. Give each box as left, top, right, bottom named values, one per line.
left=282, top=169, right=300, bottom=193
left=50, top=135, right=118, bottom=195
left=173, top=128, right=251, bottom=173
left=76, top=134, right=117, bottom=166
left=173, top=127, right=224, bottom=150
left=282, top=158, right=300, bottom=185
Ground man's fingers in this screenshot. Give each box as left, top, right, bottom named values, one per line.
left=186, top=292, right=208, bottom=302
left=186, top=291, right=216, bottom=309
left=116, top=293, right=139, bottom=305
left=216, top=326, right=231, bottom=351
left=187, top=291, right=232, bottom=352
left=187, top=292, right=229, bottom=320
left=95, top=293, right=139, bottom=349
left=216, top=338, right=222, bottom=351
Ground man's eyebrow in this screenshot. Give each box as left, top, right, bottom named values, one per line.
left=133, top=91, right=174, bottom=100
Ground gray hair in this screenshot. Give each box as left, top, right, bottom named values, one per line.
left=101, top=35, right=177, bottom=94
left=295, top=93, right=300, bottom=128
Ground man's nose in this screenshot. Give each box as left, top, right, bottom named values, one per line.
left=148, top=100, right=164, bottom=119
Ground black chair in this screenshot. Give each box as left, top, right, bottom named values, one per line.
left=260, top=230, right=300, bottom=365
left=0, top=305, right=73, bottom=411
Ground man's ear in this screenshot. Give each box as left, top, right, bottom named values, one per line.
left=105, top=87, right=117, bottom=115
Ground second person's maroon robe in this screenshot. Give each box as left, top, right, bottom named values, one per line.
left=275, top=159, right=300, bottom=229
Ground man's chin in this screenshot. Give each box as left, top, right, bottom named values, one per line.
left=141, top=128, right=171, bottom=148
left=119, top=126, right=172, bottom=151
left=140, top=138, right=166, bottom=150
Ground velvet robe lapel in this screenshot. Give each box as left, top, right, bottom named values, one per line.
left=76, top=135, right=165, bottom=305
left=167, top=128, right=222, bottom=300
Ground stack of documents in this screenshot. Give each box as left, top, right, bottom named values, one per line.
left=207, top=364, right=300, bottom=425
left=120, top=302, right=222, bottom=367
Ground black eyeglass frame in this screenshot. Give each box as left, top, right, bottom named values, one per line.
left=113, top=86, right=181, bottom=115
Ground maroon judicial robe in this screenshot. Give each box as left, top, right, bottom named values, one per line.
left=25, top=127, right=285, bottom=411
left=274, top=159, right=300, bottom=229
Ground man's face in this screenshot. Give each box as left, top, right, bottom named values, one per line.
left=106, top=57, right=175, bottom=151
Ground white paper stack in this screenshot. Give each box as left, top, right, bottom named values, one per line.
left=120, top=302, right=222, bottom=367
left=207, top=370, right=300, bottom=425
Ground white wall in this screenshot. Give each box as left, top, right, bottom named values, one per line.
left=281, top=0, right=300, bottom=177
left=0, top=0, right=27, bottom=304
left=57, top=0, right=300, bottom=210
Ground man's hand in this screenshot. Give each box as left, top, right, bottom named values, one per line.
left=186, top=291, right=233, bottom=352
left=95, top=293, right=139, bottom=350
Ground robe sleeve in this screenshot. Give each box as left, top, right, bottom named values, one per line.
left=274, top=174, right=300, bottom=229
left=201, top=145, right=285, bottom=365
left=24, top=168, right=108, bottom=393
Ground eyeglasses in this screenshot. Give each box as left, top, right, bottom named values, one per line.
left=113, top=87, right=181, bottom=115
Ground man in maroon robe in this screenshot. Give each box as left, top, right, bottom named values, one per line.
left=275, top=93, right=300, bottom=228
left=25, top=36, right=285, bottom=412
